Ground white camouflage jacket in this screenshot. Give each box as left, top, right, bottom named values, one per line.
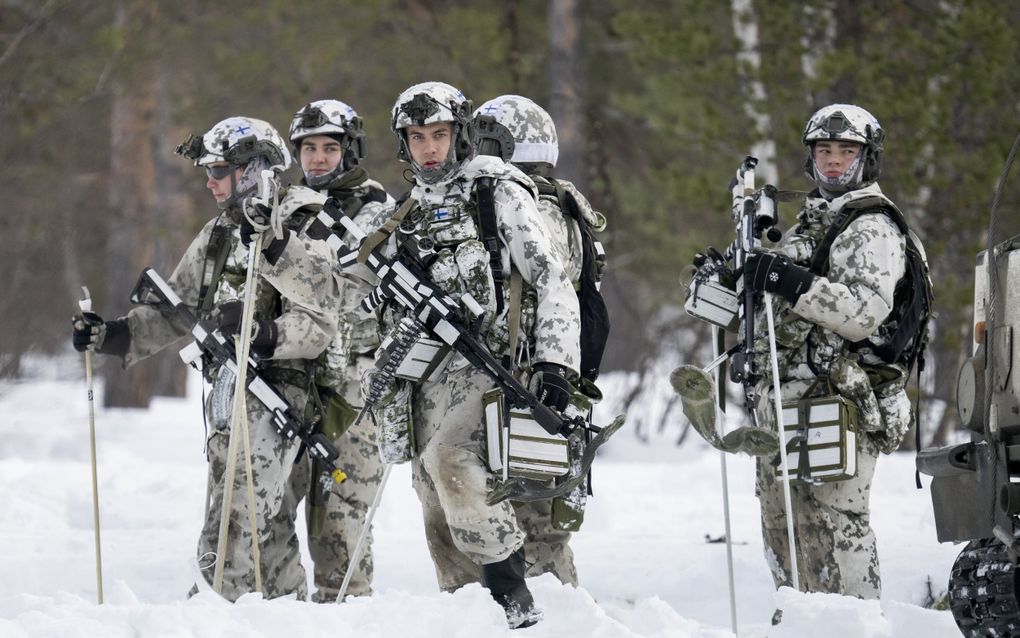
left=120, top=188, right=342, bottom=372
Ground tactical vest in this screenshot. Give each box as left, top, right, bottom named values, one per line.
left=393, top=179, right=529, bottom=360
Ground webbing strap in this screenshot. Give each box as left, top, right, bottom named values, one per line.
left=198, top=220, right=232, bottom=316
left=475, top=177, right=505, bottom=314
left=357, top=196, right=415, bottom=265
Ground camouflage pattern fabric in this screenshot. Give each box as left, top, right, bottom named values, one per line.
left=746, top=182, right=922, bottom=599
left=307, top=411, right=386, bottom=601
left=305, top=175, right=395, bottom=602
left=368, top=154, right=579, bottom=590
left=412, top=365, right=527, bottom=566
left=756, top=434, right=882, bottom=599
left=398, top=155, right=581, bottom=373
left=534, top=177, right=603, bottom=287
left=413, top=464, right=578, bottom=590
left=116, top=189, right=342, bottom=600
left=196, top=380, right=310, bottom=601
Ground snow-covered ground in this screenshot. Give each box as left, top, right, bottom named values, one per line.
left=0, top=360, right=963, bottom=637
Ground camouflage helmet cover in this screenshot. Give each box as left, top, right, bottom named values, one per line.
left=176, top=116, right=292, bottom=170
left=390, top=81, right=474, bottom=182
left=289, top=99, right=366, bottom=181
left=474, top=95, right=558, bottom=167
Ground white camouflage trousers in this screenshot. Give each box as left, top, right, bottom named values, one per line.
left=414, top=464, right=578, bottom=590
left=195, top=381, right=308, bottom=601
left=756, top=433, right=882, bottom=599
left=306, top=413, right=386, bottom=601
left=411, top=365, right=526, bottom=578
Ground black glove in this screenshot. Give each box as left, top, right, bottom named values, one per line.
left=215, top=301, right=278, bottom=359
left=743, top=251, right=815, bottom=305
left=240, top=203, right=271, bottom=247
left=71, top=312, right=130, bottom=356
left=530, top=363, right=572, bottom=413
left=216, top=300, right=245, bottom=338
left=240, top=205, right=292, bottom=266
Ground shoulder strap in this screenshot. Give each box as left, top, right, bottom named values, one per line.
left=809, top=200, right=911, bottom=275
left=198, top=218, right=232, bottom=316
left=357, top=195, right=415, bottom=265
left=475, top=176, right=505, bottom=314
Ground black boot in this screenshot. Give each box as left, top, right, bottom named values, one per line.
left=481, top=549, right=543, bottom=629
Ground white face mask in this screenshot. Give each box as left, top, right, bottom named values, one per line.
left=813, top=152, right=864, bottom=194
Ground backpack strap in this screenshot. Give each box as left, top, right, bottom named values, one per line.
left=474, top=177, right=505, bottom=315
left=197, top=217, right=232, bottom=317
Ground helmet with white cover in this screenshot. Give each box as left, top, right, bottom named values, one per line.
left=473, top=95, right=559, bottom=169
left=391, top=81, right=474, bottom=183
left=175, top=116, right=292, bottom=210
left=289, top=99, right=366, bottom=187
left=802, top=103, right=884, bottom=192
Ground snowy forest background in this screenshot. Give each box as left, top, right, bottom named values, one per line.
left=3, top=0, right=1020, bottom=446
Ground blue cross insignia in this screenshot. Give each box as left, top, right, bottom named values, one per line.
left=432, top=208, right=451, bottom=221
left=235, top=125, right=252, bottom=135
left=482, top=105, right=500, bottom=116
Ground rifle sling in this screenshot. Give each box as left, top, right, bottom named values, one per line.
left=358, top=196, right=415, bottom=265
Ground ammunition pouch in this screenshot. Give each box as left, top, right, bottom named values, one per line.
left=319, top=389, right=358, bottom=442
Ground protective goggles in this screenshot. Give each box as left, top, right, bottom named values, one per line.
left=205, top=164, right=234, bottom=180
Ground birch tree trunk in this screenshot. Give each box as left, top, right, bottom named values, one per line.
left=547, top=0, right=586, bottom=191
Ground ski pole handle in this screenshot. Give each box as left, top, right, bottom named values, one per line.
left=79, top=286, right=92, bottom=313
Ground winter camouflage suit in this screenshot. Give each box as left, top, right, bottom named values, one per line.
left=754, top=182, right=921, bottom=599
left=113, top=187, right=341, bottom=601
left=419, top=174, right=602, bottom=589
left=375, top=154, right=581, bottom=589
left=303, top=168, right=395, bottom=601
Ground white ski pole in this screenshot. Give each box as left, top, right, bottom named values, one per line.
left=763, top=292, right=800, bottom=591
left=336, top=463, right=392, bottom=603
left=79, top=287, right=104, bottom=605
left=213, top=231, right=266, bottom=595
left=713, top=325, right=738, bottom=635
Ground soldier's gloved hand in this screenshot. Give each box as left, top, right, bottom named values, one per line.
left=71, top=312, right=130, bottom=356
left=240, top=203, right=272, bottom=247
left=530, top=363, right=572, bottom=412
left=216, top=300, right=278, bottom=358
left=743, top=250, right=815, bottom=305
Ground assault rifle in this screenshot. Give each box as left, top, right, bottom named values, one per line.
left=128, top=268, right=343, bottom=473
left=723, top=156, right=782, bottom=424
left=307, top=197, right=624, bottom=503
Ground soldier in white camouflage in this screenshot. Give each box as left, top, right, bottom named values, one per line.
left=376, top=81, right=581, bottom=628
left=72, top=116, right=342, bottom=601
left=413, top=94, right=609, bottom=591
left=287, top=99, right=395, bottom=602
left=740, top=104, right=929, bottom=602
